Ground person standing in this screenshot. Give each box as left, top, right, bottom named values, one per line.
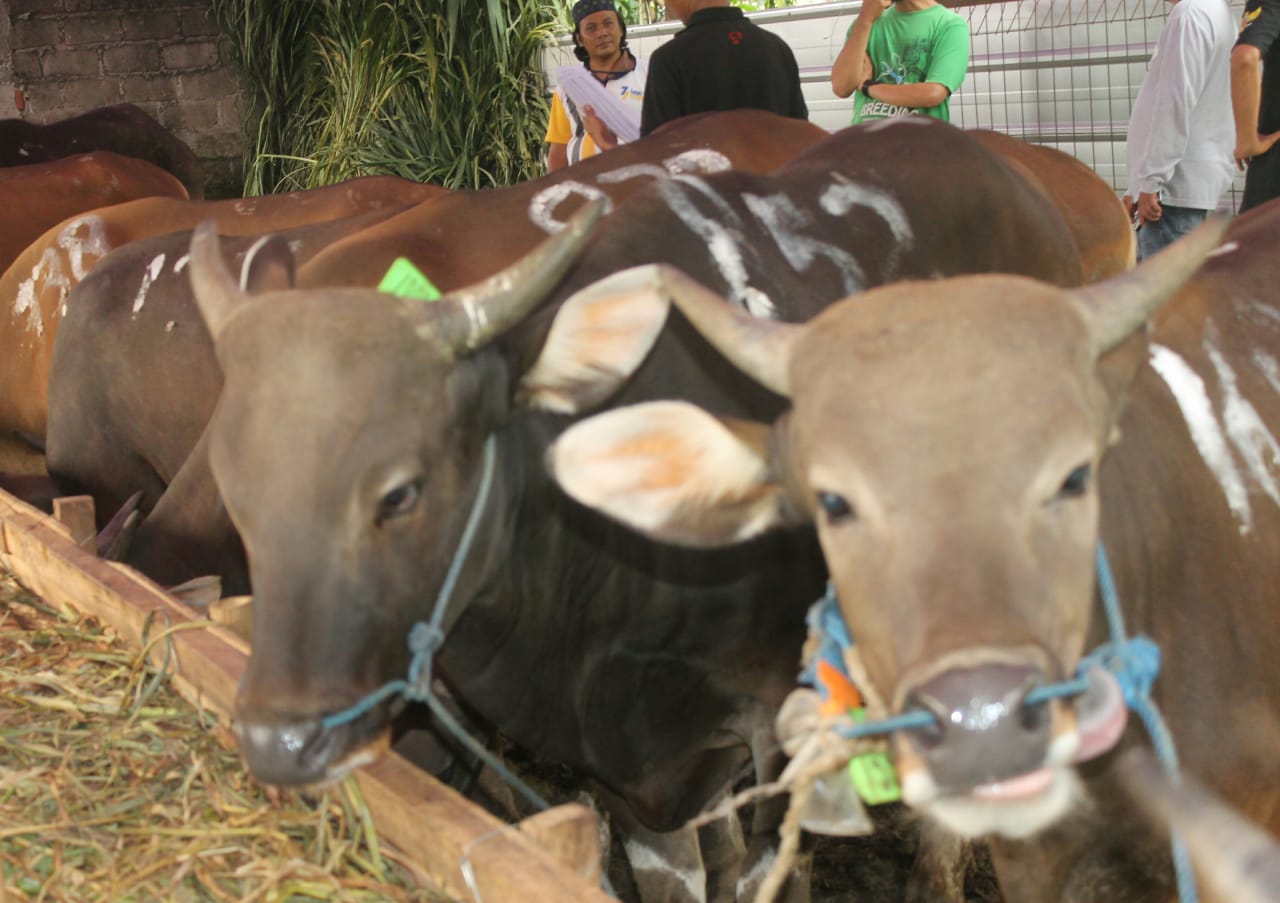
left=1124, top=0, right=1235, bottom=259
left=831, top=0, right=970, bottom=124
left=546, top=0, right=646, bottom=171
left=1231, top=0, right=1280, bottom=210
left=639, top=0, right=808, bottom=138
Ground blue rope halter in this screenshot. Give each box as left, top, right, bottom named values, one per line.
left=819, top=544, right=1197, bottom=903
left=319, top=435, right=554, bottom=813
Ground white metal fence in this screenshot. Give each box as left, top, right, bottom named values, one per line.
left=546, top=0, right=1247, bottom=208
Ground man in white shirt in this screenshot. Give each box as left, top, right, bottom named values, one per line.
left=1123, top=0, right=1235, bottom=259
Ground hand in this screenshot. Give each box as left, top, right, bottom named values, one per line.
left=583, top=105, right=618, bottom=151
left=1122, top=194, right=1136, bottom=224
left=1234, top=130, right=1280, bottom=170
left=1136, top=191, right=1162, bottom=225
left=856, top=0, right=892, bottom=25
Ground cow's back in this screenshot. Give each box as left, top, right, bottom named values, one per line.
left=297, top=109, right=828, bottom=291
left=967, top=129, right=1135, bottom=282
left=0, top=151, right=188, bottom=275
left=0, top=103, right=205, bottom=199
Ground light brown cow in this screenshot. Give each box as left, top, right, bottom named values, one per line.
left=0, top=150, right=188, bottom=275
left=547, top=207, right=1280, bottom=901
left=0, top=174, right=443, bottom=445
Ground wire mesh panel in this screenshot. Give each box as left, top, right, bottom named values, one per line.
left=951, top=0, right=1245, bottom=206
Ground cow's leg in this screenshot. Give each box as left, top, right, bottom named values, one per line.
left=125, top=429, right=249, bottom=596
left=738, top=732, right=812, bottom=903
left=595, top=789, right=709, bottom=903
left=696, top=809, right=745, bottom=903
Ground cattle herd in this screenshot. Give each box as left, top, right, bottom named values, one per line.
left=1, top=103, right=1278, bottom=903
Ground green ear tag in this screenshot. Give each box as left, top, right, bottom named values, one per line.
left=848, top=751, right=903, bottom=805
left=846, top=709, right=903, bottom=805
left=378, top=257, right=441, bottom=301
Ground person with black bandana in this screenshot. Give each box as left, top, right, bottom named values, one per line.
left=639, top=0, right=808, bottom=138
left=545, top=0, right=646, bottom=170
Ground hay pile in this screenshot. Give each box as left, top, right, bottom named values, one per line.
left=0, top=571, right=451, bottom=902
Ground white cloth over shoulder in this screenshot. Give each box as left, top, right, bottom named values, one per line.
left=556, top=63, right=646, bottom=144
left=1124, top=0, right=1235, bottom=209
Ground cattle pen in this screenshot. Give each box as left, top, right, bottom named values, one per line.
left=0, top=486, right=614, bottom=902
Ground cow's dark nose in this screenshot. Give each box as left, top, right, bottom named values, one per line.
left=902, top=663, right=1052, bottom=792
left=234, top=717, right=346, bottom=786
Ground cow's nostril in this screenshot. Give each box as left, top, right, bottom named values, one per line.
left=1018, top=698, right=1051, bottom=734
left=904, top=691, right=947, bottom=751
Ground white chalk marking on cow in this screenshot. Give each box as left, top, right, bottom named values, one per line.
left=132, top=253, right=167, bottom=315
left=737, top=846, right=777, bottom=898
left=1206, top=240, right=1239, bottom=260
left=622, top=838, right=706, bottom=903
left=56, top=215, right=110, bottom=282
left=527, top=181, right=612, bottom=235
left=743, top=191, right=867, bottom=295
left=662, top=149, right=732, bottom=175
left=820, top=178, right=914, bottom=247
left=173, top=253, right=190, bottom=275
left=597, top=162, right=669, bottom=184
left=1150, top=344, right=1252, bottom=533
left=654, top=176, right=755, bottom=306
left=234, top=199, right=258, bottom=215
left=1206, top=341, right=1280, bottom=510
left=1254, top=350, right=1280, bottom=399
left=742, top=287, right=778, bottom=319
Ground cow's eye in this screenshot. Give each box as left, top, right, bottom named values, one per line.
left=376, top=479, right=422, bottom=524
left=816, top=491, right=855, bottom=522
left=1057, top=464, right=1091, bottom=499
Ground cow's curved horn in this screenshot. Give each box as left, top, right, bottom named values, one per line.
left=660, top=268, right=800, bottom=398
left=1075, top=216, right=1230, bottom=358
left=429, top=198, right=607, bottom=356
left=189, top=219, right=244, bottom=340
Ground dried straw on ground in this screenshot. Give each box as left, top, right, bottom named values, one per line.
left=0, top=570, right=451, bottom=902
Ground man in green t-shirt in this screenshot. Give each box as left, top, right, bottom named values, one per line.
left=831, top=0, right=970, bottom=124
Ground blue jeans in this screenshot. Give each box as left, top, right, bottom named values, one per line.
left=1136, top=204, right=1209, bottom=261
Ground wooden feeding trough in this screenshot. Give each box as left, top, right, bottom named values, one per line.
left=0, top=488, right=614, bottom=902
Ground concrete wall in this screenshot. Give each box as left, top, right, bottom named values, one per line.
left=0, top=0, right=245, bottom=197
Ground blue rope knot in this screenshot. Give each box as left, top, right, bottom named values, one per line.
left=1080, top=634, right=1161, bottom=710
left=406, top=621, right=445, bottom=698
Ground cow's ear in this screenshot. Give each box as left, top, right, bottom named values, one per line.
left=239, top=233, right=295, bottom=294
left=517, top=265, right=673, bottom=414
left=546, top=400, right=794, bottom=547
left=189, top=220, right=246, bottom=340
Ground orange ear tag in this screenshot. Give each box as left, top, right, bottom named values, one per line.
left=816, top=657, right=863, bottom=717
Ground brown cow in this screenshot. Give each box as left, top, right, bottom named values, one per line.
left=0, top=174, right=443, bottom=446
left=0, top=151, right=188, bottom=275
left=0, top=103, right=205, bottom=199
left=547, top=205, right=1280, bottom=900
left=967, top=129, right=1136, bottom=282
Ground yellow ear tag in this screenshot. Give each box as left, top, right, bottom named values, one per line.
left=378, top=257, right=441, bottom=301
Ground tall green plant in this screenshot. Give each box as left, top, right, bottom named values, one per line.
left=211, top=0, right=561, bottom=193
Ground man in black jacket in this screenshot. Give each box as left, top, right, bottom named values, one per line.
left=640, top=0, right=808, bottom=136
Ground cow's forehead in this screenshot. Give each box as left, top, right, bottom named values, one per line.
left=787, top=281, right=1102, bottom=479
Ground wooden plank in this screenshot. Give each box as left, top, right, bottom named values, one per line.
left=0, top=488, right=613, bottom=903
left=52, top=494, right=96, bottom=549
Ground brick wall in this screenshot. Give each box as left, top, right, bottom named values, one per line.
left=1, top=0, right=246, bottom=198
